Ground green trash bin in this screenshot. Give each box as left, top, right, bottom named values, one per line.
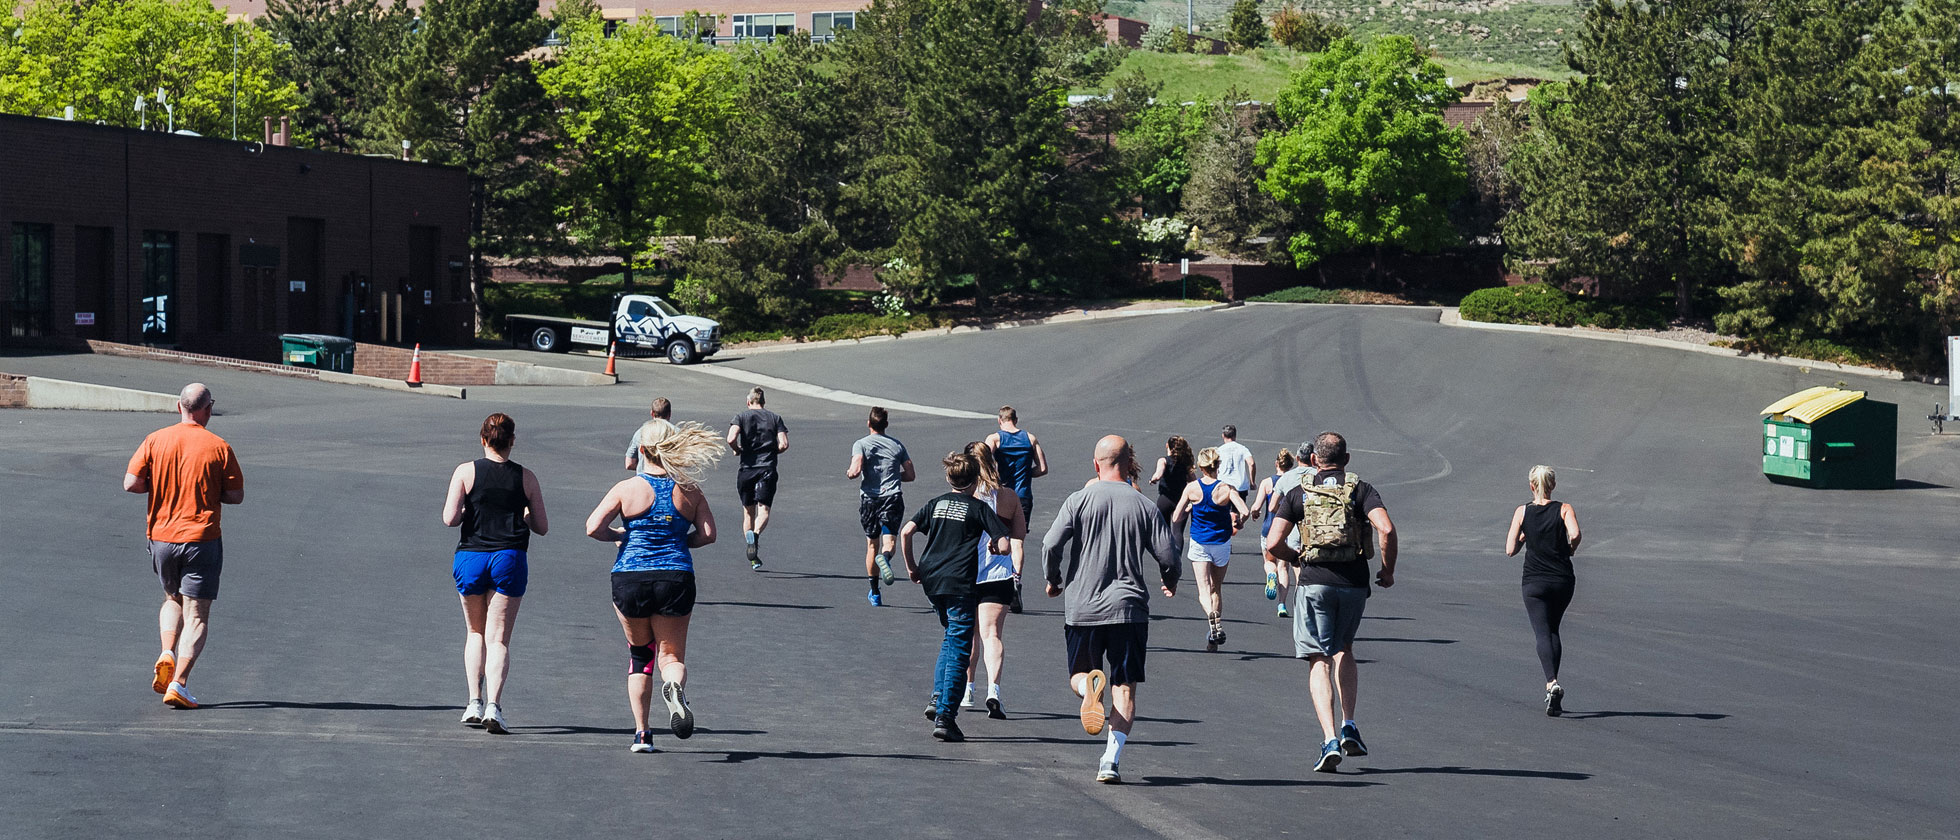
left=1760, top=387, right=1897, bottom=489
left=279, top=334, right=357, bottom=374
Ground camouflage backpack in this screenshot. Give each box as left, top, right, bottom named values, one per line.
left=1298, top=473, right=1371, bottom=565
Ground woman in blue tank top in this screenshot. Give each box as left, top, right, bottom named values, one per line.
left=1172, top=447, right=1250, bottom=650
left=586, top=419, right=723, bottom=753
left=441, top=412, right=549, bottom=735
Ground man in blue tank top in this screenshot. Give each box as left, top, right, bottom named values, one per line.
left=985, top=406, right=1047, bottom=613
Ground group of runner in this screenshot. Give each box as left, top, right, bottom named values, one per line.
left=123, top=382, right=1586, bottom=781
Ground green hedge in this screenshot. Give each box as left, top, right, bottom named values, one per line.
left=804, top=312, right=938, bottom=342
left=1250, top=285, right=1343, bottom=304
left=1458, top=284, right=1666, bottom=330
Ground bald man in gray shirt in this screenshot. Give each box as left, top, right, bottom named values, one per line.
left=1043, top=435, right=1180, bottom=784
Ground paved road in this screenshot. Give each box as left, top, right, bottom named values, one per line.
left=4, top=305, right=1955, bottom=839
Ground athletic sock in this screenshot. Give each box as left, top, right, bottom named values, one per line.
left=868, top=575, right=880, bottom=594
left=988, top=683, right=1001, bottom=700
left=1102, top=730, right=1127, bottom=764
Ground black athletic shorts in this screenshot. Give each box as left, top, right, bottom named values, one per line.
left=858, top=493, right=905, bottom=540
left=737, top=467, right=778, bottom=507
left=1065, top=621, right=1148, bottom=685
left=611, top=570, right=697, bottom=618
left=975, top=579, right=1017, bottom=605
left=150, top=539, right=222, bottom=601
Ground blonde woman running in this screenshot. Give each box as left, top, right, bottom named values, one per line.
left=1172, top=447, right=1249, bottom=651
left=962, top=441, right=1027, bottom=718
left=1248, top=449, right=1302, bottom=618
left=586, top=420, right=722, bottom=752
left=1504, top=465, right=1583, bottom=717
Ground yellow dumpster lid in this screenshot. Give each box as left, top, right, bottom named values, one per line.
left=1762, top=387, right=1866, bottom=424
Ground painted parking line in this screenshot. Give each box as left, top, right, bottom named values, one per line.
left=663, top=360, right=993, bottom=420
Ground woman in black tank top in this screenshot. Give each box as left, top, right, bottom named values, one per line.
left=441, top=413, right=549, bottom=734
left=1149, top=436, right=1194, bottom=544
left=1505, top=465, right=1582, bottom=716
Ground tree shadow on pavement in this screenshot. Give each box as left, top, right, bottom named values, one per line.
left=1150, top=645, right=1297, bottom=661
left=1009, top=710, right=1203, bottom=725
left=1354, top=766, right=1591, bottom=781
left=693, top=749, right=977, bottom=764
left=1137, top=775, right=1380, bottom=788
left=695, top=601, right=831, bottom=610
left=962, top=736, right=1195, bottom=747
left=514, top=725, right=768, bottom=736
left=200, top=701, right=457, bottom=711
left=1352, top=636, right=1458, bottom=645
left=1560, top=711, right=1729, bottom=721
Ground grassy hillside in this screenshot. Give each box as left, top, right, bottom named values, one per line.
left=1105, top=0, right=1581, bottom=78
left=1096, top=47, right=1571, bottom=104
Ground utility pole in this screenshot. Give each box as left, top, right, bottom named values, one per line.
left=232, top=24, right=239, bottom=140
left=1187, top=0, right=1193, bottom=33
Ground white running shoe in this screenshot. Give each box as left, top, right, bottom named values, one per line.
left=662, top=681, right=695, bottom=740
left=961, top=687, right=975, bottom=708
left=482, top=702, right=508, bottom=734
left=460, top=699, right=485, bottom=726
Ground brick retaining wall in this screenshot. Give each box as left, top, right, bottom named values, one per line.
left=0, top=372, right=27, bottom=407
left=352, top=343, right=501, bottom=385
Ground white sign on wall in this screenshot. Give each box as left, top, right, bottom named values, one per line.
left=74, top=312, right=95, bottom=326
left=289, top=280, right=306, bottom=292
left=423, top=290, right=433, bottom=305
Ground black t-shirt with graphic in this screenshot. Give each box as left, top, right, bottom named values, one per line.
left=908, top=491, right=1009, bottom=599
left=1274, top=469, right=1385, bottom=589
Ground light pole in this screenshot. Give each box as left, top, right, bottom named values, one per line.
left=1187, top=0, right=1193, bottom=34
left=231, top=23, right=239, bottom=140
left=134, top=94, right=146, bottom=130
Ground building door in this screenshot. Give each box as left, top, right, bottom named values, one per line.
left=286, top=218, right=323, bottom=335
left=406, top=225, right=439, bottom=346
left=140, top=231, right=178, bottom=345
left=9, top=223, right=53, bottom=339
left=196, top=233, right=230, bottom=338
left=73, top=226, right=114, bottom=341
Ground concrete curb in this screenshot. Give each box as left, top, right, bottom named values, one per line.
left=17, top=377, right=178, bottom=411
left=443, top=351, right=617, bottom=386
left=318, top=371, right=468, bottom=399
left=727, top=302, right=1233, bottom=356
left=1438, top=308, right=1909, bottom=382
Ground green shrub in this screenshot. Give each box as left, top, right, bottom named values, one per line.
left=1251, top=285, right=1343, bottom=303
left=803, top=312, right=935, bottom=342
left=1459, top=284, right=1666, bottom=330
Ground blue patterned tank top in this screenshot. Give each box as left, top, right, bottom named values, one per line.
left=612, top=474, right=694, bottom=573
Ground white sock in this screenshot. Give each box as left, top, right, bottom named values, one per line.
left=1102, top=730, right=1127, bottom=764
left=988, top=683, right=1001, bottom=700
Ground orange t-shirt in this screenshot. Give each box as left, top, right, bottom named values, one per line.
left=127, top=422, right=244, bottom=543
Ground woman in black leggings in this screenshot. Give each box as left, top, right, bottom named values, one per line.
left=1505, top=465, right=1582, bottom=716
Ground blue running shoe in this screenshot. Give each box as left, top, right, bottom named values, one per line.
left=1314, top=738, right=1343, bottom=772
left=867, top=590, right=883, bottom=607
left=1277, top=603, right=1289, bottom=618
left=1264, top=572, right=1278, bottom=600
left=1340, top=722, right=1367, bottom=757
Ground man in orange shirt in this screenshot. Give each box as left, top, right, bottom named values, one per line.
left=124, top=383, right=244, bottom=709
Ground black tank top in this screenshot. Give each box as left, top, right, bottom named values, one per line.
left=459, top=458, right=530, bottom=551
left=1157, top=460, right=1191, bottom=515
left=1520, top=500, right=1573, bottom=582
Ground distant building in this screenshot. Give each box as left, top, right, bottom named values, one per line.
left=0, top=114, right=473, bottom=357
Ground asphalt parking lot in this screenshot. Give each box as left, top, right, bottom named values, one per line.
left=4, top=304, right=1955, bottom=839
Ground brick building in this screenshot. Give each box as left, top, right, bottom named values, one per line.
left=0, top=113, right=472, bottom=359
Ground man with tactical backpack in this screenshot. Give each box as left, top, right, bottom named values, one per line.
left=1264, top=431, right=1397, bottom=774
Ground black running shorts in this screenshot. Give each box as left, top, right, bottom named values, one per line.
left=611, top=570, right=697, bottom=618
left=1065, top=621, right=1148, bottom=685
left=737, top=467, right=778, bottom=507
left=858, top=493, right=905, bottom=540
left=975, top=579, right=1017, bottom=605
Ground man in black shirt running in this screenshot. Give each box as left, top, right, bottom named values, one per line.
left=900, top=451, right=1010, bottom=743
left=726, top=388, right=788, bottom=569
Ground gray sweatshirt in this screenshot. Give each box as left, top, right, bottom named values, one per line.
left=1043, top=480, right=1182, bottom=625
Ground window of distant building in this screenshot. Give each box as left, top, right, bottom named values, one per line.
left=812, top=11, right=855, bottom=38
left=731, top=12, right=794, bottom=40
left=655, top=13, right=715, bottom=38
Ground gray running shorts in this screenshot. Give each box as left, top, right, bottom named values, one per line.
left=150, top=539, right=223, bottom=601
left=1293, top=583, right=1367, bottom=659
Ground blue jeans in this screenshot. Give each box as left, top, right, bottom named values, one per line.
left=929, top=594, right=979, bottom=717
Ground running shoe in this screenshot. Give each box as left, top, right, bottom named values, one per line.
left=1314, top=738, right=1343, bottom=772
left=1340, top=722, right=1368, bottom=757
left=874, top=553, right=896, bottom=586
left=1277, top=603, right=1289, bottom=619
left=932, top=713, right=965, bottom=742
left=925, top=694, right=939, bottom=721
left=747, top=540, right=761, bottom=569
left=1264, top=572, right=1279, bottom=600
left=986, top=697, right=1006, bottom=720
left=630, top=730, right=656, bottom=753
left=662, top=681, right=695, bottom=739
left=460, top=699, right=485, bottom=726
left=152, top=651, right=175, bottom=695
left=1079, top=669, right=1107, bottom=735
left=961, top=687, right=975, bottom=708
left=161, top=682, right=198, bottom=710
left=867, top=590, right=883, bottom=607
left=1546, top=683, right=1564, bottom=717
left=1096, top=760, right=1121, bottom=784
left=482, top=702, right=508, bottom=734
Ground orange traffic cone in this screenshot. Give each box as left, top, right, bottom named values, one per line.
left=406, top=343, right=423, bottom=385
left=604, top=342, right=618, bottom=378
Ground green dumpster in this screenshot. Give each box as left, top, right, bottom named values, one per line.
left=279, top=334, right=356, bottom=374
left=1760, top=387, right=1897, bottom=489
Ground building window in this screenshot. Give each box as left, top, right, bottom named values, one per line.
left=654, top=14, right=715, bottom=38
left=9, top=223, right=52, bottom=338
left=142, top=230, right=178, bottom=344
left=812, top=11, right=854, bottom=37
left=732, top=12, right=794, bottom=40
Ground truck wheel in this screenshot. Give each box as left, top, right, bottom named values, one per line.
left=530, top=326, right=562, bottom=352
left=665, top=339, right=697, bottom=365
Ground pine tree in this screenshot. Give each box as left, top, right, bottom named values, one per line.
left=262, top=0, right=410, bottom=152
left=1227, top=0, right=1267, bottom=51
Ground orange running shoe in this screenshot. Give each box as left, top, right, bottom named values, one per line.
left=1079, top=669, right=1107, bottom=736
left=152, top=652, right=175, bottom=695
left=162, top=682, right=199, bottom=709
